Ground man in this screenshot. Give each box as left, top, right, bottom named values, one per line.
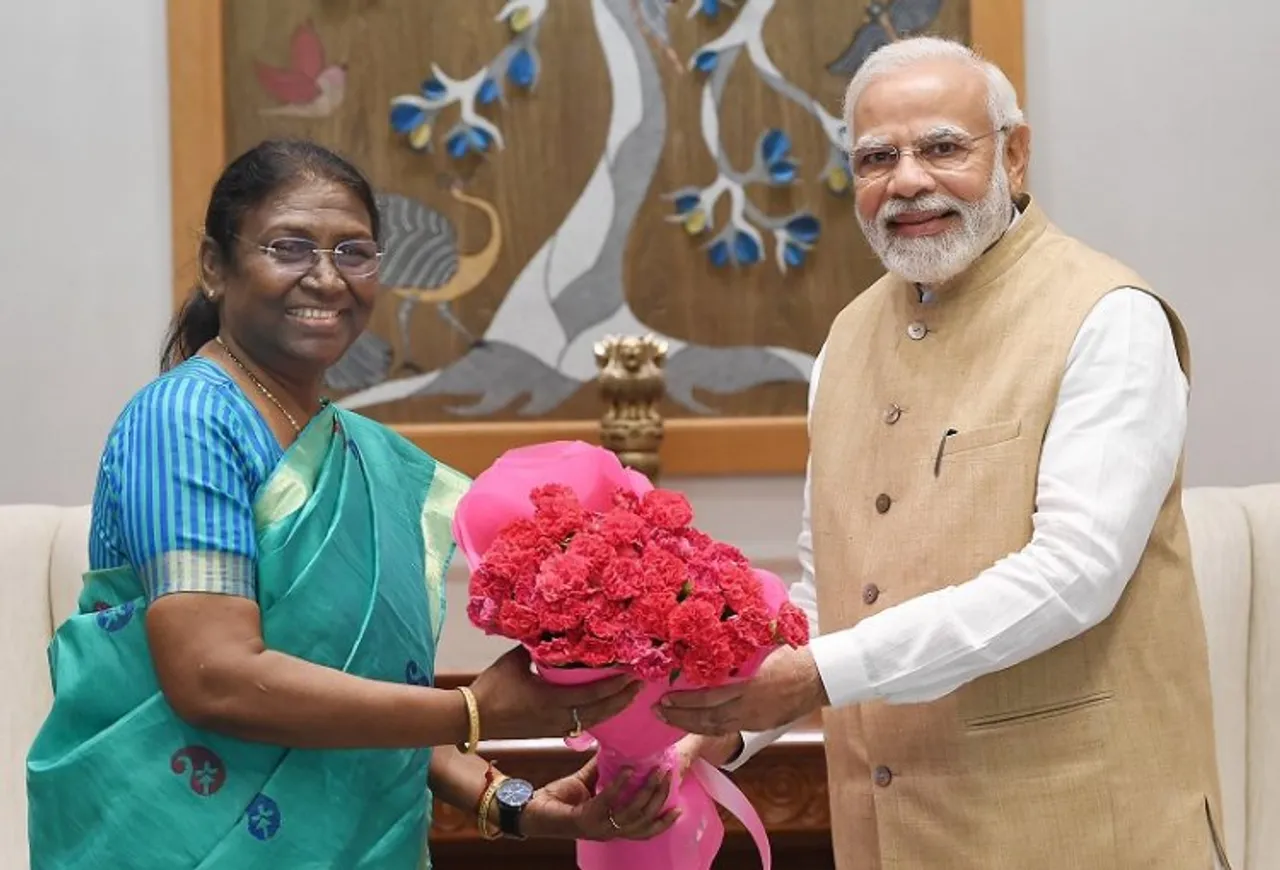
left=658, top=36, right=1230, bottom=870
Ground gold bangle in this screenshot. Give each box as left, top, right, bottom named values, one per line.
left=456, top=686, right=480, bottom=754
left=477, top=775, right=505, bottom=840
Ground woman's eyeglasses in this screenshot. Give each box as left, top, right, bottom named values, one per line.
left=249, top=237, right=383, bottom=279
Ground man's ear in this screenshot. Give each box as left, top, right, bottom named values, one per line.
left=1003, top=124, right=1032, bottom=195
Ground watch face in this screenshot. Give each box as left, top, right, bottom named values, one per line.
left=496, top=778, right=534, bottom=808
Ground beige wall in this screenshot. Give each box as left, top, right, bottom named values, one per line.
left=2, top=1, right=1277, bottom=672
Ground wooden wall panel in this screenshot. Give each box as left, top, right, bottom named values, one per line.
left=167, top=0, right=1024, bottom=477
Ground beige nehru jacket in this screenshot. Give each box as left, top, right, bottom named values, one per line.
left=809, top=195, right=1228, bottom=870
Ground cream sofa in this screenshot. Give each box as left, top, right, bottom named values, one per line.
left=3, top=486, right=1277, bottom=869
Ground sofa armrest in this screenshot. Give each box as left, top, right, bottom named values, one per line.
left=0, top=505, right=63, bottom=870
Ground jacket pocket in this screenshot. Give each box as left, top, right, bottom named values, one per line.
left=942, top=419, right=1022, bottom=456
left=963, top=691, right=1114, bottom=730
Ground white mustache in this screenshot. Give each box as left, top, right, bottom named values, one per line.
left=878, top=194, right=965, bottom=226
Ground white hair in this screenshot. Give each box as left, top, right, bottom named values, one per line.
left=842, top=37, right=1024, bottom=141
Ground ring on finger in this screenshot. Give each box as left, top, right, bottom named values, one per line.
left=607, top=809, right=622, bottom=831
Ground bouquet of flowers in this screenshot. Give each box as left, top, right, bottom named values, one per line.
left=452, top=441, right=809, bottom=870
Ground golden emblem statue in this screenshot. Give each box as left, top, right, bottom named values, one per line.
left=593, top=333, right=668, bottom=482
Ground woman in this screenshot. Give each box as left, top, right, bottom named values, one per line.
left=26, top=140, right=674, bottom=868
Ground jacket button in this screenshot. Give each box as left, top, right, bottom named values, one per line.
left=883, top=404, right=902, bottom=424
left=875, top=493, right=892, bottom=514
left=906, top=321, right=928, bottom=340
left=873, top=766, right=893, bottom=787
left=862, top=584, right=880, bottom=605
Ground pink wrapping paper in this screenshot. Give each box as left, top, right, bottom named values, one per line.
left=453, top=441, right=783, bottom=869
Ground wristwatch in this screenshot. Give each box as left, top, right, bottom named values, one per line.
left=494, top=776, right=534, bottom=839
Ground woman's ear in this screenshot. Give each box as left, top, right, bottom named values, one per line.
left=198, top=236, right=224, bottom=301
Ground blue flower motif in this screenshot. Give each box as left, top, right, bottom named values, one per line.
left=767, top=161, right=797, bottom=184
left=783, top=242, right=806, bottom=267
left=693, top=50, right=719, bottom=73
left=477, top=77, right=500, bottom=106
left=707, top=230, right=762, bottom=267
left=447, top=126, right=492, bottom=158
left=733, top=231, right=762, bottom=265
left=405, top=660, right=432, bottom=687
left=673, top=193, right=701, bottom=214
left=786, top=214, right=820, bottom=245
left=707, top=239, right=730, bottom=268
left=508, top=48, right=538, bottom=89
left=421, top=78, right=448, bottom=100
left=758, top=128, right=798, bottom=185
left=95, top=601, right=135, bottom=633
left=389, top=101, right=437, bottom=151
left=760, top=129, right=790, bottom=164
left=389, top=103, right=425, bottom=134
left=246, top=794, right=282, bottom=842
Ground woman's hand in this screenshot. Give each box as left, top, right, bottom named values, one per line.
left=520, top=757, right=679, bottom=841
left=468, top=646, right=642, bottom=740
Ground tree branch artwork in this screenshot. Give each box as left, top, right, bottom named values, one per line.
left=347, top=0, right=959, bottom=416
left=387, top=0, right=547, bottom=159
left=667, top=0, right=942, bottom=272
left=666, top=0, right=845, bottom=273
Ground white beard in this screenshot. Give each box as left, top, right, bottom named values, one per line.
left=858, top=163, right=1013, bottom=285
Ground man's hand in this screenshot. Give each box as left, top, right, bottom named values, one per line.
left=674, top=733, right=745, bottom=775
left=655, top=646, right=828, bottom=735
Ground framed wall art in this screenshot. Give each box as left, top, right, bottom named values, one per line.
left=167, top=0, right=1024, bottom=477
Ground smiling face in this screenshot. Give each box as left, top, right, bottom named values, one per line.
left=201, top=177, right=379, bottom=378
left=849, top=57, right=1029, bottom=284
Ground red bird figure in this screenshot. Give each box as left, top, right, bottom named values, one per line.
left=254, top=21, right=347, bottom=118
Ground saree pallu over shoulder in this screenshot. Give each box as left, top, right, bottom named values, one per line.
left=26, top=405, right=471, bottom=870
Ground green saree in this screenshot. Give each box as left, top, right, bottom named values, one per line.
left=26, top=405, right=469, bottom=869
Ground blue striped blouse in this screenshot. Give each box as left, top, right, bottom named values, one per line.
left=88, top=356, right=284, bottom=601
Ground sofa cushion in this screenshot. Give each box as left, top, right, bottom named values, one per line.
left=1183, top=488, right=1254, bottom=867
left=48, top=505, right=90, bottom=627
left=1239, top=485, right=1280, bottom=869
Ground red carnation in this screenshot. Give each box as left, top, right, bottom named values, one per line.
left=496, top=600, right=542, bottom=643
left=631, top=644, right=676, bottom=681
left=774, top=602, right=810, bottom=647
left=640, top=489, right=694, bottom=530
left=640, top=543, right=687, bottom=594
left=530, top=483, right=587, bottom=540
left=586, top=599, right=626, bottom=640
left=599, top=507, right=647, bottom=549
left=601, top=555, right=643, bottom=602
left=532, top=636, right=578, bottom=667
left=611, top=487, right=640, bottom=511
left=682, top=631, right=735, bottom=686
left=668, top=598, right=721, bottom=645
left=576, top=634, right=618, bottom=668
left=567, top=531, right=616, bottom=573
left=483, top=534, right=546, bottom=585
left=534, top=552, right=591, bottom=603
left=715, top=564, right=762, bottom=612
left=630, top=589, right=678, bottom=637
left=467, top=595, right=500, bottom=633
